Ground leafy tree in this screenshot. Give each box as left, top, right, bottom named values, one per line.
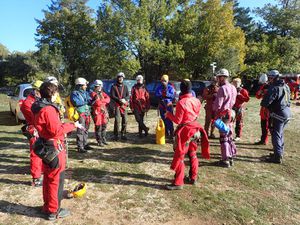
left=0, top=43, right=10, bottom=60
left=36, top=0, right=97, bottom=84
left=172, top=0, right=246, bottom=78
left=96, top=0, right=185, bottom=80
left=244, top=0, right=300, bottom=78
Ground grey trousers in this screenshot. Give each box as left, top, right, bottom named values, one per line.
left=76, top=115, right=90, bottom=149
left=114, top=107, right=127, bottom=137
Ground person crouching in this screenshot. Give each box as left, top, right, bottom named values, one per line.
left=165, top=79, right=210, bottom=190
left=90, top=80, right=110, bottom=146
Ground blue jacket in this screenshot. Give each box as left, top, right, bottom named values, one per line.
left=155, top=83, right=175, bottom=108
left=70, top=87, right=91, bottom=114
left=261, top=79, right=291, bottom=119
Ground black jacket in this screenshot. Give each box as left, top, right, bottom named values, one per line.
left=110, top=83, right=129, bottom=104
left=261, top=79, right=291, bottom=113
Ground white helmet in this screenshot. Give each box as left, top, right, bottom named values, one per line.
left=258, top=74, right=268, bottom=84
left=216, top=68, right=230, bottom=77
left=232, top=78, right=242, bottom=88
left=267, top=70, right=280, bottom=78
left=94, top=79, right=103, bottom=86
left=44, top=76, right=59, bottom=86
left=75, top=77, right=88, bottom=85
left=136, top=75, right=143, bottom=81
left=117, top=72, right=125, bottom=78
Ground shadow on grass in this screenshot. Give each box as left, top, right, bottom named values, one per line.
left=0, top=200, right=45, bottom=219
left=0, top=137, right=26, bottom=143
left=200, top=153, right=265, bottom=167
left=0, top=111, right=18, bottom=126
left=68, top=146, right=173, bottom=165
left=0, top=164, right=29, bottom=175
left=0, top=153, right=28, bottom=159
left=0, top=178, right=29, bottom=186
left=70, top=167, right=171, bottom=190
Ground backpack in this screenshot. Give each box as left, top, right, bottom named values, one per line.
left=64, top=95, right=79, bottom=121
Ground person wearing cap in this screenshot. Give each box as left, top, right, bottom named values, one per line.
left=213, top=68, right=237, bottom=168
left=31, top=82, right=84, bottom=220
left=255, top=74, right=270, bottom=145
left=20, top=80, right=44, bottom=187
left=70, top=77, right=92, bottom=153
left=155, top=74, right=176, bottom=138
left=261, top=70, right=291, bottom=164
left=130, top=75, right=150, bottom=137
left=90, top=80, right=110, bottom=146
left=232, top=78, right=250, bottom=141
left=165, top=79, right=210, bottom=190
left=202, top=77, right=219, bottom=138
left=110, top=72, right=130, bottom=141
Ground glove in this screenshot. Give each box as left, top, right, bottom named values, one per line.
left=74, top=121, right=86, bottom=131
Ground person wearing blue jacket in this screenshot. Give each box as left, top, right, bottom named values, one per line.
left=155, top=74, right=175, bottom=138
left=70, top=77, right=92, bottom=153
left=261, top=70, right=291, bottom=164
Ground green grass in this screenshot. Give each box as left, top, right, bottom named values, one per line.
left=0, top=93, right=300, bottom=225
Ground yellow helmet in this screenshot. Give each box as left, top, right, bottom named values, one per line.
left=161, top=74, right=169, bottom=82
left=32, top=80, right=43, bottom=90
left=68, top=183, right=86, bottom=198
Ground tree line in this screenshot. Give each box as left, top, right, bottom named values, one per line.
left=0, top=0, right=299, bottom=87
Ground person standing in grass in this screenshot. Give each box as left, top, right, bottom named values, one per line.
left=20, top=80, right=44, bottom=187
left=255, top=74, right=270, bottom=145
left=70, top=77, right=92, bottom=153
left=130, top=75, right=150, bottom=137
left=165, top=79, right=210, bottom=190
left=232, top=78, right=250, bottom=141
left=32, top=82, right=84, bottom=220
left=203, top=78, right=219, bottom=139
left=155, top=74, right=175, bottom=139
left=261, top=70, right=291, bottom=164
left=213, top=69, right=237, bottom=168
left=110, top=72, right=130, bottom=141
left=90, top=80, right=110, bottom=146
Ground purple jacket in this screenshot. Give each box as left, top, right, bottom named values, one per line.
left=213, top=82, right=237, bottom=116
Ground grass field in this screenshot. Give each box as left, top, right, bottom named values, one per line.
left=0, top=93, right=299, bottom=225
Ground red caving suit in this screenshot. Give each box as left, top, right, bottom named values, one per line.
left=20, top=93, right=43, bottom=179
left=233, top=87, right=250, bottom=138
left=166, top=93, right=210, bottom=186
left=33, top=102, right=75, bottom=214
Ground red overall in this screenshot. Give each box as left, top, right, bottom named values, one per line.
left=166, top=93, right=210, bottom=186
left=233, top=88, right=250, bottom=138
left=90, top=91, right=110, bottom=126
left=34, top=105, right=75, bottom=214
left=256, top=84, right=270, bottom=144
left=202, top=85, right=218, bottom=136
left=287, top=80, right=299, bottom=100
left=20, top=93, right=43, bottom=179
left=130, top=84, right=150, bottom=113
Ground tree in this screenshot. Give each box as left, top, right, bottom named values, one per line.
left=36, top=0, right=97, bottom=84
left=171, top=0, right=246, bottom=78
left=96, top=0, right=185, bottom=80
left=244, top=0, right=300, bottom=78
left=223, top=0, right=255, bottom=37
left=0, top=43, right=10, bottom=60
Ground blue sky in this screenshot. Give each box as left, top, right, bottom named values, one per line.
left=0, top=0, right=277, bottom=53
